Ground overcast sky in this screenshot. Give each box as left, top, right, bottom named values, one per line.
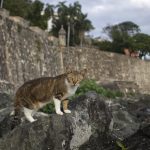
left=42, top=0, right=150, bottom=38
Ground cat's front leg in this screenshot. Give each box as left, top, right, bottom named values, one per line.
left=62, top=100, right=71, bottom=114
left=53, top=97, right=64, bottom=115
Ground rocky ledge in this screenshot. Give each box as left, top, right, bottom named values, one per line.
left=0, top=92, right=149, bottom=150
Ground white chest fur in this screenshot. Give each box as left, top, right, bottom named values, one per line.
left=64, top=79, right=79, bottom=98
left=67, top=85, right=78, bottom=96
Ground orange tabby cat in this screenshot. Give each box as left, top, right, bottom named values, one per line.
left=12, top=69, right=86, bottom=122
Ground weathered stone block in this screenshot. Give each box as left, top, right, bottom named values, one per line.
left=0, top=80, right=14, bottom=95
left=0, top=8, right=9, bottom=18
left=9, top=16, right=29, bottom=28
left=0, top=92, right=111, bottom=149
left=29, top=26, right=48, bottom=37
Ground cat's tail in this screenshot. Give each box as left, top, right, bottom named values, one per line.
left=10, top=96, right=22, bottom=129
left=10, top=96, right=21, bottom=119
left=14, top=98, right=21, bottom=118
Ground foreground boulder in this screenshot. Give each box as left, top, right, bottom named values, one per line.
left=0, top=92, right=150, bottom=150
left=0, top=92, right=112, bottom=150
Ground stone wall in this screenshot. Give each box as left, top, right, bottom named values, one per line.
left=0, top=9, right=62, bottom=93
left=63, top=47, right=150, bottom=93
left=0, top=9, right=150, bottom=94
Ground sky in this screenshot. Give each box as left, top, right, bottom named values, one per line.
left=42, top=0, right=150, bottom=38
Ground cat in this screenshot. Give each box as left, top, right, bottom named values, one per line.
left=12, top=68, right=86, bottom=122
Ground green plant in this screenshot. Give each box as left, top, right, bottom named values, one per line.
left=75, top=79, right=124, bottom=98
left=116, top=140, right=127, bottom=150
left=41, top=102, right=55, bottom=114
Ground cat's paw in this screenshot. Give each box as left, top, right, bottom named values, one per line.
left=56, top=111, right=64, bottom=115
left=64, top=109, right=71, bottom=113
left=10, top=110, right=15, bottom=116
left=30, top=119, right=37, bottom=123
left=33, top=119, right=37, bottom=122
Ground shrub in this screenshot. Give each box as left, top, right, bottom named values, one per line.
left=75, top=79, right=123, bottom=98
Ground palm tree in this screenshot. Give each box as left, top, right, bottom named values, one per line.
left=70, top=2, right=94, bottom=46
left=44, top=4, right=54, bottom=19
left=76, top=13, right=94, bottom=46
left=52, top=1, right=94, bottom=46
left=57, top=1, right=67, bottom=16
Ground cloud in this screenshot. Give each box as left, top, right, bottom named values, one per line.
left=86, top=5, right=106, bottom=15
left=42, top=0, right=150, bottom=37
left=130, top=0, right=150, bottom=8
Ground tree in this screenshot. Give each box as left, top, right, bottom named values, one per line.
left=3, top=0, right=32, bottom=18
left=92, top=39, right=113, bottom=52
left=27, top=0, right=44, bottom=28
left=75, top=13, right=94, bottom=46
left=44, top=4, right=54, bottom=19
left=132, top=33, right=150, bottom=53
left=103, top=21, right=140, bottom=53
left=28, top=1, right=55, bottom=30
left=3, top=0, right=54, bottom=30
left=104, top=21, right=140, bottom=40
left=3, top=0, right=93, bottom=45
left=52, top=1, right=94, bottom=46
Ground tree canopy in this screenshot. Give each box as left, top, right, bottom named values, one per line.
left=132, top=33, right=150, bottom=53
left=3, top=0, right=54, bottom=29
left=93, top=21, right=150, bottom=54
left=3, top=0, right=94, bottom=46
left=103, top=21, right=140, bottom=53
left=52, top=1, right=94, bottom=46
left=3, top=0, right=32, bottom=18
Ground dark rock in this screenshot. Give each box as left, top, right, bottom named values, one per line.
left=110, top=95, right=150, bottom=150
left=0, top=107, right=13, bottom=122
left=0, top=92, right=111, bottom=150
left=0, top=92, right=12, bottom=109
left=0, top=114, right=20, bottom=138
left=0, top=92, right=150, bottom=150
left=79, top=133, right=116, bottom=150
left=108, top=98, right=140, bottom=140
left=0, top=93, right=13, bottom=123
left=79, top=94, right=150, bottom=150
left=123, top=125, right=150, bottom=150
left=109, top=95, right=150, bottom=140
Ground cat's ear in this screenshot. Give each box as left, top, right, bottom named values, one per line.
left=80, top=68, right=87, bottom=77
left=65, top=66, right=72, bottom=74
